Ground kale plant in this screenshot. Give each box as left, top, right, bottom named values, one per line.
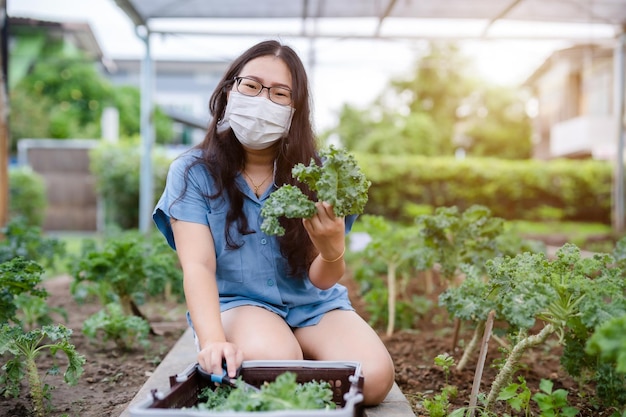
left=69, top=230, right=183, bottom=334
left=0, top=257, right=48, bottom=324
left=441, top=243, right=626, bottom=411
left=0, top=324, right=85, bottom=417
left=0, top=258, right=84, bottom=416
left=83, top=302, right=151, bottom=351
left=261, top=146, right=371, bottom=236
left=0, top=217, right=66, bottom=269
left=197, top=371, right=336, bottom=411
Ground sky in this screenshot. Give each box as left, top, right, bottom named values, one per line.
left=7, top=0, right=618, bottom=130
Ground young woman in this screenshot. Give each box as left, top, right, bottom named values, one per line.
left=153, top=40, right=394, bottom=405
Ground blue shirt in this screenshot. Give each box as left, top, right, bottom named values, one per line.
left=153, top=149, right=355, bottom=327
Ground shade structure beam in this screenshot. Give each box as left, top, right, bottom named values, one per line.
left=138, top=27, right=154, bottom=234
left=613, top=28, right=626, bottom=232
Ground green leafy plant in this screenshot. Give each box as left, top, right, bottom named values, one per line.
left=441, top=243, right=626, bottom=411
left=0, top=324, right=86, bottom=417
left=69, top=230, right=183, bottom=332
left=416, top=205, right=508, bottom=284
left=0, top=217, right=66, bottom=269
left=196, top=371, right=336, bottom=411
left=261, top=145, right=371, bottom=236
left=14, top=293, right=68, bottom=330
left=259, top=185, right=315, bottom=236
left=426, top=205, right=544, bottom=371
left=90, top=142, right=171, bottom=229
left=0, top=257, right=48, bottom=324
left=586, top=314, right=626, bottom=373
left=0, top=258, right=85, bottom=416
left=434, top=353, right=456, bottom=386
left=8, top=167, right=47, bottom=227
left=421, top=353, right=460, bottom=417
left=532, top=379, right=580, bottom=417
left=422, top=385, right=458, bottom=417
left=354, top=152, right=612, bottom=225
left=83, top=303, right=150, bottom=351
left=584, top=314, right=626, bottom=409
left=496, top=376, right=532, bottom=416
left=357, top=215, right=425, bottom=335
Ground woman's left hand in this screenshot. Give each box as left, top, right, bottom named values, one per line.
left=302, top=201, right=345, bottom=259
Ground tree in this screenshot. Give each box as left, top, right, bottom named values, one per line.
left=112, top=86, right=173, bottom=145
left=326, top=41, right=532, bottom=159
left=9, top=38, right=173, bottom=151
left=459, top=85, right=533, bottom=159
left=391, top=42, right=477, bottom=152
left=14, top=55, right=111, bottom=139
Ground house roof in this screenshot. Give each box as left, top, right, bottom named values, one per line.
left=9, top=17, right=104, bottom=60
left=524, top=42, right=616, bottom=86
left=114, top=0, right=626, bottom=39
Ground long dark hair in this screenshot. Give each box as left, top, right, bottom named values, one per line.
left=190, top=40, right=319, bottom=277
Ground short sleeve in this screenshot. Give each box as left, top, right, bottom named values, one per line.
left=153, top=151, right=214, bottom=249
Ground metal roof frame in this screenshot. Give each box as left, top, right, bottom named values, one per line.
left=111, top=0, right=626, bottom=233
left=114, top=0, right=626, bottom=33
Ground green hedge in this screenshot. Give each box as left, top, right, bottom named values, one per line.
left=8, top=166, right=47, bottom=227
left=90, top=142, right=171, bottom=229
left=89, top=147, right=613, bottom=229
left=355, top=154, right=613, bottom=224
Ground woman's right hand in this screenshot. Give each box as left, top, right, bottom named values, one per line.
left=198, top=341, right=244, bottom=378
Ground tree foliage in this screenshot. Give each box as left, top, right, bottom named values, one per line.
left=326, top=41, right=533, bottom=159
left=9, top=42, right=173, bottom=151
left=12, top=56, right=111, bottom=143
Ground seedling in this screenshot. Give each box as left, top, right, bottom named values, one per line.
left=532, top=379, right=580, bottom=417
left=496, top=376, right=532, bottom=416
left=434, top=353, right=455, bottom=385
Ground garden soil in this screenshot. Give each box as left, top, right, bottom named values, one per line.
left=0, top=271, right=618, bottom=417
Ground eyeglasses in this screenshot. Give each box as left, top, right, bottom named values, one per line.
left=233, top=76, right=293, bottom=106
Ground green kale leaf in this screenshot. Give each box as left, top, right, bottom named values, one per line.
left=259, top=185, right=317, bottom=236
left=261, top=146, right=371, bottom=236
left=197, top=371, right=336, bottom=411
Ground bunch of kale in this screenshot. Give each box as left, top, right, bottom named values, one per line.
left=260, top=146, right=371, bottom=236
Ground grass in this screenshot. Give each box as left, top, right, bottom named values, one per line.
left=353, top=217, right=614, bottom=238
left=507, top=220, right=617, bottom=252
left=351, top=216, right=618, bottom=252
left=506, top=220, right=613, bottom=237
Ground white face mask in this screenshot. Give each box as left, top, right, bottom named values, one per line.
left=220, top=92, right=295, bottom=150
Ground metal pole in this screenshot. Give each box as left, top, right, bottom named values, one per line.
left=0, top=0, right=7, bottom=233
left=138, top=27, right=154, bottom=234
left=613, top=29, right=626, bottom=233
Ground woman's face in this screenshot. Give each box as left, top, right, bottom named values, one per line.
left=234, top=55, right=293, bottom=104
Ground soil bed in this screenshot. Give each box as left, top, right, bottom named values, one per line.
left=0, top=270, right=617, bottom=417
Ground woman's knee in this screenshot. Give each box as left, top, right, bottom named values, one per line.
left=362, top=356, right=395, bottom=406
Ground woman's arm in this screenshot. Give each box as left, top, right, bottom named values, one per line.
left=171, top=219, right=243, bottom=378
left=303, top=201, right=347, bottom=290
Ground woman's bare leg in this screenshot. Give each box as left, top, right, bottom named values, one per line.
left=294, top=310, right=395, bottom=406
left=221, top=305, right=303, bottom=361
